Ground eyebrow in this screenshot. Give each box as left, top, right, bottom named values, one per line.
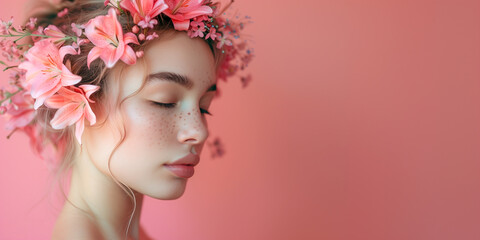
left=147, top=72, right=217, bottom=92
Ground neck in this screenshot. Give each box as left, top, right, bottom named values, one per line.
left=66, top=147, right=144, bottom=240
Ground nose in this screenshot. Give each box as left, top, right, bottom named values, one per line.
left=176, top=107, right=209, bottom=145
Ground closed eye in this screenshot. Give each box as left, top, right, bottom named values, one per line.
left=154, top=102, right=176, bottom=108
left=153, top=102, right=213, bottom=116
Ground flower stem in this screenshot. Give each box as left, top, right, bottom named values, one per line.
left=6, top=128, right=17, bottom=139
left=0, top=87, right=24, bottom=105
left=1, top=33, right=77, bottom=42
left=3, top=65, right=18, bottom=71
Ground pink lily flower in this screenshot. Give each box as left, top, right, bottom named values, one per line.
left=120, top=0, right=168, bottom=28
left=163, top=0, right=213, bottom=31
left=44, top=85, right=99, bottom=145
left=18, top=39, right=81, bottom=109
left=84, top=8, right=139, bottom=68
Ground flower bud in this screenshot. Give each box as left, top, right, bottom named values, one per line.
left=132, top=25, right=139, bottom=34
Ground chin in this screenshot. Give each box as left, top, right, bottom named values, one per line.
left=144, top=181, right=188, bottom=200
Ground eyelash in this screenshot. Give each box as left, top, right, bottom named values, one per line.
left=153, top=102, right=213, bottom=116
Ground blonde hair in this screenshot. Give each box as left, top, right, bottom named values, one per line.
left=23, top=0, right=223, bottom=238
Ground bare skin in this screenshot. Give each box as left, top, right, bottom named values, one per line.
left=52, top=31, right=216, bottom=240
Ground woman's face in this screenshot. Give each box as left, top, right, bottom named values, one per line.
left=83, top=31, right=217, bottom=199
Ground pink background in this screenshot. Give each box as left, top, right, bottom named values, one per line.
left=1, top=0, right=480, bottom=239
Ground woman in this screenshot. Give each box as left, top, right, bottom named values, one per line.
left=0, top=0, right=253, bottom=239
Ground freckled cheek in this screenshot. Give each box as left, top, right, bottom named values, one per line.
left=124, top=103, right=178, bottom=148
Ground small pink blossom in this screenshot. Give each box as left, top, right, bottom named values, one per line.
left=205, top=27, right=218, bottom=40
left=45, top=85, right=99, bottom=144
left=31, top=26, right=44, bottom=42
left=207, top=136, right=225, bottom=158
left=8, top=70, right=21, bottom=85
left=12, top=70, right=28, bottom=90
left=0, top=39, right=21, bottom=61
left=191, top=20, right=204, bottom=29
left=216, top=35, right=232, bottom=49
left=72, top=38, right=90, bottom=54
left=18, top=39, right=81, bottom=109
left=135, top=51, right=144, bottom=58
left=0, top=17, right=13, bottom=35
left=57, top=8, right=69, bottom=18
left=163, top=0, right=213, bottom=31
left=138, top=33, right=145, bottom=41
left=193, top=14, right=209, bottom=22
left=0, top=25, right=7, bottom=35
left=146, top=32, right=159, bottom=41
left=71, top=23, right=84, bottom=37
left=188, top=20, right=206, bottom=38
left=138, top=17, right=158, bottom=29
left=121, top=0, right=168, bottom=27
left=240, top=74, right=252, bottom=88
left=26, top=18, right=37, bottom=30
left=84, top=8, right=139, bottom=68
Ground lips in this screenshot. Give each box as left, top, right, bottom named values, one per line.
left=164, top=164, right=195, bottom=178
left=165, top=153, right=200, bottom=166
left=164, top=153, right=200, bottom=178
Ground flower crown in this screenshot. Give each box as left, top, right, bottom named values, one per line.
left=0, top=0, right=253, bottom=154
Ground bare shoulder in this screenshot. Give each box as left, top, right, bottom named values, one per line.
left=51, top=204, right=104, bottom=240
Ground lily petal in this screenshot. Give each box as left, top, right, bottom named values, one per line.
left=30, top=73, right=58, bottom=98
left=120, top=46, right=137, bottom=65
left=44, top=25, right=66, bottom=38
left=183, top=5, right=213, bottom=19
left=84, top=102, right=96, bottom=125
left=141, top=0, right=154, bottom=14
left=124, top=32, right=139, bottom=45
left=44, top=93, right=68, bottom=109
left=120, top=0, right=139, bottom=22
left=79, top=84, right=100, bottom=102
left=58, top=86, right=85, bottom=103
left=59, top=45, right=78, bottom=60
left=61, top=65, right=82, bottom=86
left=171, top=19, right=191, bottom=31
left=150, top=0, right=169, bottom=17
left=74, top=115, right=85, bottom=144
left=87, top=46, right=102, bottom=69
left=50, top=102, right=84, bottom=129
left=100, top=45, right=124, bottom=68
